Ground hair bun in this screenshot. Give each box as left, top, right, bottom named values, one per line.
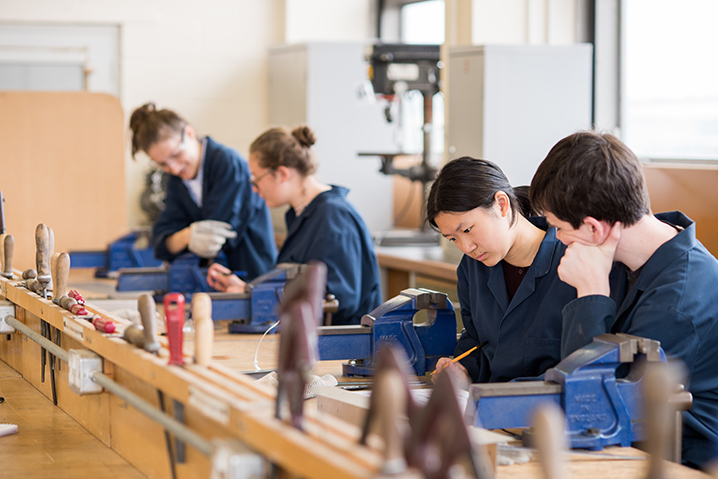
left=291, top=125, right=316, bottom=148
left=129, top=102, right=156, bottom=130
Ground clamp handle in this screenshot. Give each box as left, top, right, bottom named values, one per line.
left=164, top=293, right=185, bottom=366
left=192, top=293, right=213, bottom=366
left=2, top=234, right=14, bottom=279
left=138, top=293, right=160, bottom=354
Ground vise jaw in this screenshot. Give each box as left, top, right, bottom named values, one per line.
left=316, top=288, right=457, bottom=376
left=467, top=333, right=669, bottom=450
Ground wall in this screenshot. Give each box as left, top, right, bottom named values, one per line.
left=0, top=0, right=581, bottom=234
left=0, top=0, right=374, bottom=233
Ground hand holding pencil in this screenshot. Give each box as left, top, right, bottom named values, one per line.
left=430, top=341, right=487, bottom=386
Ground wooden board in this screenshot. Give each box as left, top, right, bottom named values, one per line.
left=0, top=91, right=127, bottom=269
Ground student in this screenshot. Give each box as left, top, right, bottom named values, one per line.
left=427, top=157, right=577, bottom=385
left=529, top=130, right=718, bottom=470
left=129, top=103, right=277, bottom=280
left=206, top=125, right=381, bottom=326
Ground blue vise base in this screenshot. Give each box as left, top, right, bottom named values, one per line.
left=316, top=288, right=457, bottom=377
left=115, top=254, right=214, bottom=295
left=70, top=230, right=162, bottom=277
left=467, top=333, right=666, bottom=450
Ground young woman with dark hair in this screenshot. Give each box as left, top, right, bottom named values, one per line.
left=427, top=156, right=577, bottom=385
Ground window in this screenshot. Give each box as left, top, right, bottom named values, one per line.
left=623, top=0, right=718, bottom=161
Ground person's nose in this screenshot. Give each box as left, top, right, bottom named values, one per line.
left=457, top=236, right=476, bottom=255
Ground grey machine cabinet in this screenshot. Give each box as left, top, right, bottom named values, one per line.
left=268, top=42, right=399, bottom=234
left=447, top=44, right=593, bottom=187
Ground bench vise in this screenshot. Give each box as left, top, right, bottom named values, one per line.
left=209, top=265, right=307, bottom=334
left=115, top=254, right=217, bottom=295
left=466, top=333, right=673, bottom=450
left=316, top=288, right=457, bottom=377
left=70, top=231, right=162, bottom=278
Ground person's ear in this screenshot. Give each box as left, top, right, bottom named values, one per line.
left=275, top=165, right=292, bottom=182
left=582, top=217, right=613, bottom=244
left=184, top=124, right=197, bottom=139
left=494, top=191, right=511, bottom=218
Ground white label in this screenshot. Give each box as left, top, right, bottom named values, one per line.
left=188, top=385, right=229, bottom=425
left=63, top=318, right=85, bottom=342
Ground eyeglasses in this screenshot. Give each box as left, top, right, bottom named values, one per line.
left=250, top=170, right=272, bottom=188
left=154, top=127, right=186, bottom=171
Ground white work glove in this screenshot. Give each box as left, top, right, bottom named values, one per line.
left=496, top=444, right=533, bottom=466
left=188, top=220, right=237, bottom=258
left=257, top=372, right=338, bottom=399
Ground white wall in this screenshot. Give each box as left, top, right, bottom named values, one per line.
left=0, top=0, right=579, bottom=230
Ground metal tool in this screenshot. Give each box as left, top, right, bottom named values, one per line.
left=69, top=230, right=163, bottom=278
left=275, top=262, right=325, bottom=431
left=316, top=288, right=457, bottom=377
left=466, top=333, right=692, bottom=451
left=164, top=293, right=187, bottom=464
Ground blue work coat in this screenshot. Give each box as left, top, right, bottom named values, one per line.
left=456, top=218, right=577, bottom=383
left=562, top=211, right=718, bottom=470
left=277, top=186, right=382, bottom=326
left=152, top=137, right=277, bottom=280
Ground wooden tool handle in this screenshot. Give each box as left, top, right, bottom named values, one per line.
left=644, top=363, right=671, bottom=479
left=2, top=234, right=14, bottom=278
left=138, top=293, right=160, bottom=353
left=55, top=253, right=70, bottom=300
left=123, top=324, right=146, bottom=349
left=533, top=403, right=569, bottom=479
left=51, top=252, right=60, bottom=297
left=192, top=293, right=213, bottom=366
left=163, top=293, right=185, bottom=366
left=0, top=233, right=5, bottom=274
left=35, top=224, right=51, bottom=283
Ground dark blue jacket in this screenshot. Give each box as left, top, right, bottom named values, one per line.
left=456, top=218, right=577, bottom=383
left=277, top=186, right=381, bottom=325
left=152, top=137, right=277, bottom=280
left=562, top=211, right=718, bottom=470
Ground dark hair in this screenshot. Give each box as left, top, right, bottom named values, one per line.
left=249, top=125, right=317, bottom=176
left=529, top=131, right=650, bottom=229
left=129, top=103, right=187, bottom=157
left=425, top=157, right=531, bottom=229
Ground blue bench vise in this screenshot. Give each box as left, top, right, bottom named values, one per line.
left=70, top=230, right=162, bottom=278
left=115, top=253, right=216, bottom=295
left=210, top=264, right=308, bottom=334
left=466, top=333, right=673, bottom=450
left=316, top=288, right=457, bottom=377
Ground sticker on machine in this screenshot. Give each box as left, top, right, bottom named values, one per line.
left=63, top=317, right=85, bottom=342
left=188, top=385, right=230, bottom=425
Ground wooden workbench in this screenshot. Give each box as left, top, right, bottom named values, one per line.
left=0, top=270, right=712, bottom=479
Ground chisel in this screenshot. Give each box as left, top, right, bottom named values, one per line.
left=1, top=235, right=14, bottom=279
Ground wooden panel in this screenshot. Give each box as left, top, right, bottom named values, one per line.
left=643, top=163, right=718, bottom=257
left=0, top=91, right=127, bottom=269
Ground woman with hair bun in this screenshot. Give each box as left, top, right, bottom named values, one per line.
left=129, top=103, right=277, bottom=280
left=207, top=125, right=382, bottom=326
left=426, top=157, right=578, bottom=385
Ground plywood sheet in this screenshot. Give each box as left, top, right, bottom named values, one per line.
left=643, top=163, right=718, bottom=257
left=0, top=91, right=127, bottom=270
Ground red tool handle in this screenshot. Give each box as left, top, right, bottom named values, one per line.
left=92, top=316, right=116, bottom=334
left=164, top=293, right=186, bottom=366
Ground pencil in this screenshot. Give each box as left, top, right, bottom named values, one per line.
left=431, top=345, right=478, bottom=375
